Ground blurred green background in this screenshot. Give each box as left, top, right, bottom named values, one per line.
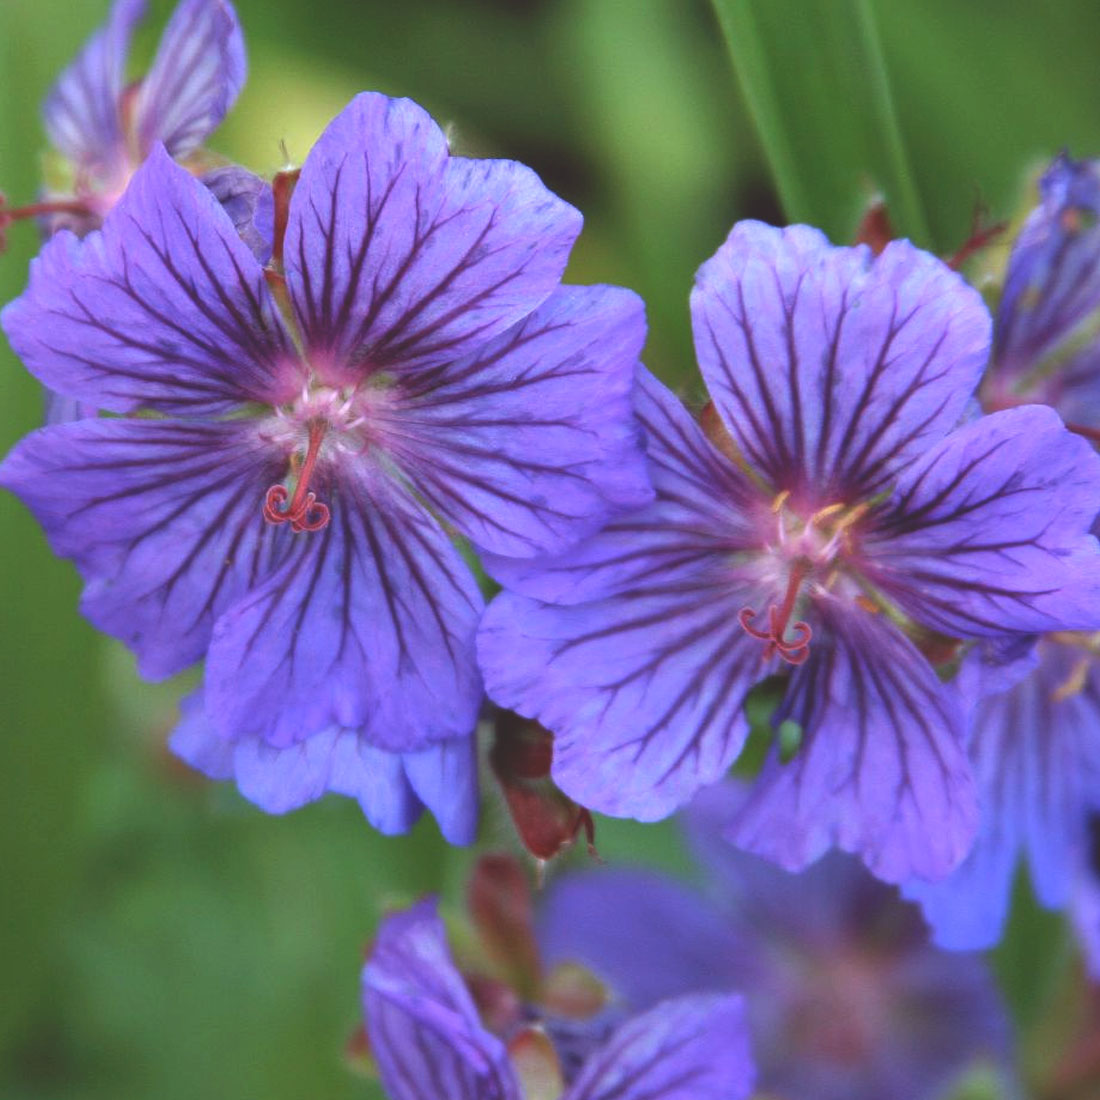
left=3, top=1, right=1100, bottom=1097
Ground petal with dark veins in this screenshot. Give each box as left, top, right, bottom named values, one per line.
left=382, top=286, right=652, bottom=560
left=865, top=404, right=1100, bottom=637
left=363, top=900, right=522, bottom=1100
left=563, top=993, right=754, bottom=1100
left=0, top=417, right=286, bottom=679
left=691, top=221, right=990, bottom=501
left=285, top=92, right=581, bottom=380
left=1, top=148, right=296, bottom=416
left=135, top=0, right=246, bottom=159
left=727, top=605, right=976, bottom=884
left=205, top=457, right=483, bottom=752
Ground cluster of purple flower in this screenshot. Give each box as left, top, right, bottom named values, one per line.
left=358, top=788, right=1014, bottom=1100
left=6, top=1, right=1100, bottom=1096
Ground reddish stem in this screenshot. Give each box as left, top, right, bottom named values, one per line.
left=270, top=167, right=301, bottom=271
left=0, top=196, right=95, bottom=249
left=947, top=214, right=1007, bottom=270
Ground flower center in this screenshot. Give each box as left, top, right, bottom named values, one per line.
left=787, top=948, right=888, bottom=1067
left=738, top=492, right=869, bottom=666
left=259, top=383, right=375, bottom=534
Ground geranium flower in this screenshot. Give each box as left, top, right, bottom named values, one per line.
left=0, top=92, right=651, bottom=834
left=361, top=896, right=754, bottom=1100
left=480, top=221, right=1100, bottom=882
left=983, top=152, right=1100, bottom=419
left=3, top=0, right=246, bottom=240
left=906, top=155, right=1100, bottom=948
left=538, top=783, right=1014, bottom=1100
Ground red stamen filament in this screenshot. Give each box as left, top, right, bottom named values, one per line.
left=0, top=195, right=95, bottom=250
left=947, top=207, right=1007, bottom=270
left=739, top=563, right=813, bottom=666
left=263, top=421, right=330, bottom=532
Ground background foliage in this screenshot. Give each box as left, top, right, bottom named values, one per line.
left=3, top=1, right=1100, bottom=1096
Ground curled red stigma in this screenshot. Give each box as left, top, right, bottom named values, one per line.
left=263, top=421, right=330, bottom=533
left=739, top=564, right=813, bottom=666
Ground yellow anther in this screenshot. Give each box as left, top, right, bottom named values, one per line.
left=808, top=500, right=869, bottom=536
left=771, top=489, right=791, bottom=514
left=810, top=501, right=845, bottom=523
left=1053, top=655, right=1092, bottom=703
left=1049, top=631, right=1100, bottom=654
left=832, top=502, right=871, bottom=533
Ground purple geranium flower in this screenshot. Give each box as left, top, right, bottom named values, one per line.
left=4, top=0, right=258, bottom=426
left=537, top=783, right=1015, bottom=1100
left=3, top=0, right=245, bottom=239
left=902, top=156, right=1100, bottom=950
left=362, top=896, right=754, bottom=1100
left=0, top=92, right=651, bottom=834
left=480, top=220, right=1100, bottom=883
left=983, top=153, right=1100, bottom=419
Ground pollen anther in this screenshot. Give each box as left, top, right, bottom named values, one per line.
left=810, top=501, right=846, bottom=523
left=1053, top=654, right=1091, bottom=703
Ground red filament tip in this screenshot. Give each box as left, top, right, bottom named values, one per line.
left=947, top=203, right=1007, bottom=270
left=263, top=421, right=330, bottom=533
left=739, top=563, right=813, bottom=666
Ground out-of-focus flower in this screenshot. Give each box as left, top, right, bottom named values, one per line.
left=0, top=92, right=651, bottom=836
left=983, top=153, right=1100, bottom=420
left=906, top=636, right=1100, bottom=952
left=537, top=783, right=1015, bottom=1100
left=480, top=220, right=1100, bottom=883
left=904, top=155, right=1100, bottom=951
left=361, top=867, right=754, bottom=1100
left=1, top=0, right=264, bottom=425
left=3, top=0, right=246, bottom=240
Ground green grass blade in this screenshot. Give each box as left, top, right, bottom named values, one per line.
left=711, top=0, right=931, bottom=246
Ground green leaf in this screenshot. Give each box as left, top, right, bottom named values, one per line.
left=710, top=0, right=930, bottom=246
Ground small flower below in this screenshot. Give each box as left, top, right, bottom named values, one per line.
left=360, top=854, right=755, bottom=1100
left=537, top=782, right=1016, bottom=1100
